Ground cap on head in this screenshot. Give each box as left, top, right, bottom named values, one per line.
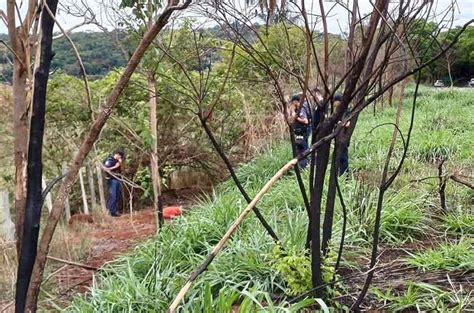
left=114, top=148, right=125, bottom=159
left=333, top=94, right=343, bottom=102
left=291, top=94, right=301, bottom=102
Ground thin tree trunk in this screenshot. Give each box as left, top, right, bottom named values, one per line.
left=15, top=0, right=57, bottom=307
left=352, top=73, right=420, bottom=310
left=87, top=164, right=97, bottom=211
left=61, top=163, right=71, bottom=221
left=321, top=140, right=341, bottom=256
left=148, top=74, right=163, bottom=229
left=41, top=177, right=53, bottom=213
left=96, top=161, right=107, bottom=213
left=438, top=158, right=447, bottom=212
left=26, top=2, right=191, bottom=309
left=78, top=168, right=89, bottom=215
left=447, top=59, right=453, bottom=88
left=0, top=191, right=15, bottom=242
left=388, top=85, right=394, bottom=107
left=200, top=118, right=279, bottom=241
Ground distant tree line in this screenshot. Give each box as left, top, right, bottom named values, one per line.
left=1, top=26, right=473, bottom=84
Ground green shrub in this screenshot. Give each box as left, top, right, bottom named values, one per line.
left=270, top=244, right=311, bottom=296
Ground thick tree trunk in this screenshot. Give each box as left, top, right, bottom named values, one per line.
left=12, top=60, right=29, bottom=255
left=25, top=3, right=190, bottom=309
left=309, top=138, right=331, bottom=298
left=148, top=74, right=163, bottom=229
left=15, top=0, right=57, bottom=308
left=7, top=0, right=32, bottom=255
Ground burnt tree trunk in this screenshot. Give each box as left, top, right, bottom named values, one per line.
left=309, top=135, right=331, bottom=297
left=321, top=138, right=342, bottom=256
left=15, top=0, right=57, bottom=309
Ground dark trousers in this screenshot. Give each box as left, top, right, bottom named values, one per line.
left=296, top=135, right=309, bottom=169
left=107, top=178, right=121, bottom=216
left=339, top=144, right=349, bottom=176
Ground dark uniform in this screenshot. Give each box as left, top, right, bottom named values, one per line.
left=104, top=156, right=122, bottom=216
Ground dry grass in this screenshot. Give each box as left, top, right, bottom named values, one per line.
left=0, top=220, right=93, bottom=310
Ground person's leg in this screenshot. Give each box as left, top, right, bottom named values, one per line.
left=298, top=137, right=309, bottom=169
left=107, top=179, right=119, bottom=216
left=106, top=179, right=114, bottom=215
left=339, top=144, right=349, bottom=176
left=115, top=181, right=122, bottom=216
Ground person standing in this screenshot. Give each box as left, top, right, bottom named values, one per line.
left=311, top=87, right=325, bottom=131
left=289, top=94, right=311, bottom=169
left=104, top=149, right=124, bottom=217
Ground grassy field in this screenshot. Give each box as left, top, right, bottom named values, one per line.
left=69, top=86, right=473, bottom=312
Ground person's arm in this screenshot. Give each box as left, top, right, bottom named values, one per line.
left=107, top=162, right=121, bottom=170
left=296, top=104, right=309, bottom=125
left=296, top=116, right=309, bottom=125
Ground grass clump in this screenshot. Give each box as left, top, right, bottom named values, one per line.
left=351, top=187, right=428, bottom=245
left=406, top=239, right=474, bottom=272
left=373, top=281, right=473, bottom=312
left=444, top=211, right=474, bottom=235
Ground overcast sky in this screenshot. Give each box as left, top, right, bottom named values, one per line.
left=0, top=0, right=472, bottom=34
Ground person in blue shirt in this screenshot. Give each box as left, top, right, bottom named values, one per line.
left=289, top=94, right=311, bottom=169
left=104, top=149, right=124, bottom=217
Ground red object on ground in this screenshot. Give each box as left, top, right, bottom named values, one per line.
left=163, top=206, right=183, bottom=218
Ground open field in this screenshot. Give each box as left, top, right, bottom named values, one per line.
left=66, top=86, right=473, bottom=312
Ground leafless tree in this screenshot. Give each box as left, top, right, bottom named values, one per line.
left=165, top=0, right=472, bottom=310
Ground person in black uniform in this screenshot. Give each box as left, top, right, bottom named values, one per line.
left=104, top=149, right=124, bottom=217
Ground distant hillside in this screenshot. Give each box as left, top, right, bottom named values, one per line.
left=0, top=31, right=130, bottom=82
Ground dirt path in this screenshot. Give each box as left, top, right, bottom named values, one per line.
left=57, top=209, right=158, bottom=296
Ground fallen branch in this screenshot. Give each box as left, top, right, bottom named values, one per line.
left=167, top=157, right=298, bottom=312
left=46, top=256, right=98, bottom=270
left=450, top=175, right=474, bottom=190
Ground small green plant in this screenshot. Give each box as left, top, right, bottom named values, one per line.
left=270, top=244, right=338, bottom=296
left=270, top=244, right=312, bottom=296
left=136, top=167, right=152, bottom=199
left=406, top=239, right=474, bottom=271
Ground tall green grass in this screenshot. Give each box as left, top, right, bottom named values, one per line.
left=70, top=87, right=474, bottom=311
